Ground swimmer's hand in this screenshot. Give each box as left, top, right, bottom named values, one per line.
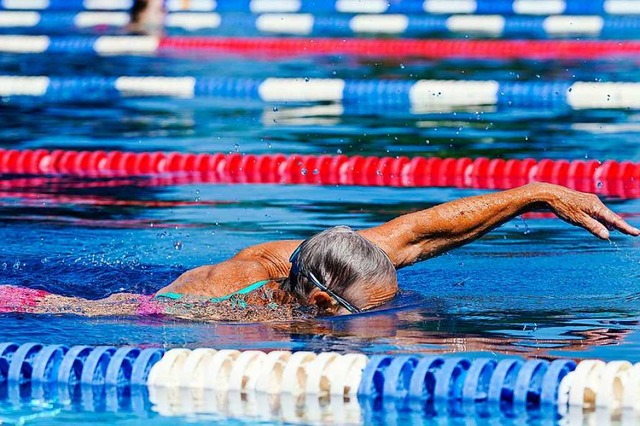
left=537, top=183, right=640, bottom=240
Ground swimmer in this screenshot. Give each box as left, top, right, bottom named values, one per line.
left=1, top=183, right=637, bottom=320
left=128, top=0, right=165, bottom=34
left=154, top=182, right=639, bottom=316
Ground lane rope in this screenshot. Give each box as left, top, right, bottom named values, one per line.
left=3, top=76, right=640, bottom=110
left=5, top=35, right=640, bottom=60
left=3, top=0, right=640, bottom=16
left=3, top=343, right=640, bottom=421
left=0, top=149, right=638, bottom=199
left=3, top=11, right=640, bottom=38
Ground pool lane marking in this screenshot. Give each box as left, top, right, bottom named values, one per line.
left=2, top=0, right=640, bottom=15
left=4, top=35, right=640, bottom=60
left=4, top=75, right=640, bottom=110
left=0, top=11, right=640, bottom=39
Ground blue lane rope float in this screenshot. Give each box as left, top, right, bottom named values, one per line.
left=4, top=11, right=640, bottom=39
left=541, top=359, right=577, bottom=407
left=407, top=356, right=445, bottom=405
left=356, top=354, right=393, bottom=398
left=487, top=358, right=523, bottom=406
left=381, top=355, right=420, bottom=400
left=105, top=347, right=140, bottom=387
left=130, top=348, right=164, bottom=386
left=0, top=342, right=18, bottom=382
left=3, top=0, right=640, bottom=16
left=56, top=345, right=92, bottom=386
left=7, top=342, right=43, bottom=384
left=3, top=75, right=640, bottom=110
left=462, top=358, right=496, bottom=403
left=3, top=342, right=640, bottom=418
left=31, top=344, right=67, bottom=384
left=80, top=346, right=116, bottom=385
left=513, top=359, right=549, bottom=408
left=434, top=357, right=471, bottom=403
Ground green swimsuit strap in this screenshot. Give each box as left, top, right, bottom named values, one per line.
left=154, top=292, right=183, bottom=300
left=209, top=280, right=270, bottom=303
left=154, top=280, right=271, bottom=303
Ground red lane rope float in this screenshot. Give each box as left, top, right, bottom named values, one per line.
left=0, top=149, right=638, bottom=198
left=158, top=37, right=640, bottom=60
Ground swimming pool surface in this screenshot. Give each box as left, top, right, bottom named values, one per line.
left=1, top=22, right=640, bottom=426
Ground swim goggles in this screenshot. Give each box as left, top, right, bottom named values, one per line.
left=289, top=246, right=362, bottom=314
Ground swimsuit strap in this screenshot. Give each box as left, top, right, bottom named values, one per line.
left=209, top=280, right=270, bottom=303
left=154, top=280, right=271, bottom=302
left=154, top=292, right=183, bottom=300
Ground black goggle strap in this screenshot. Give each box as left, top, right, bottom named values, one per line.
left=306, top=270, right=361, bottom=314
left=289, top=245, right=361, bottom=314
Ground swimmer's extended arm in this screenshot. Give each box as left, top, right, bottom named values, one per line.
left=358, top=182, right=640, bottom=269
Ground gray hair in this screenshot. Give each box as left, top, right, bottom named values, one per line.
left=284, top=226, right=397, bottom=303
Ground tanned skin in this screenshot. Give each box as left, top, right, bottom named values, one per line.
left=157, top=183, right=640, bottom=313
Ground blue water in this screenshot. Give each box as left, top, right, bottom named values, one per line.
left=1, top=40, right=640, bottom=424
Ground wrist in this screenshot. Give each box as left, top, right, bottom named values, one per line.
left=520, top=182, right=556, bottom=209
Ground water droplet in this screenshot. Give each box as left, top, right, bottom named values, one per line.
left=313, top=169, right=319, bottom=175
left=336, top=149, right=342, bottom=154
left=304, top=77, right=310, bottom=82
left=301, top=168, right=308, bottom=176
left=174, top=241, right=183, bottom=250
left=376, top=170, right=382, bottom=176
left=597, top=181, right=603, bottom=188
left=272, top=106, right=279, bottom=112
left=400, top=63, right=405, bottom=69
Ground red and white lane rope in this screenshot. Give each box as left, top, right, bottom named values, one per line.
left=0, top=149, right=638, bottom=198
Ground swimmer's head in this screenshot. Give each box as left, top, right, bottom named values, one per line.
left=284, top=226, right=398, bottom=315
left=129, top=0, right=165, bottom=34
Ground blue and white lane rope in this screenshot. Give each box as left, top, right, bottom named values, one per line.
left=0, top=11, right=130, bottom=30
left=2, top=76, right=640, bottom=110
left=0, top=35, right=161, bottom=54
left=5, top=0, right=640, bottom=16
left=0, top=0, right=132, bottom=11
left=163, top=14, right=640, bottom=38
left=3, top=11, right=640, bottom=38
left=2, top=342, right=640, bottom=414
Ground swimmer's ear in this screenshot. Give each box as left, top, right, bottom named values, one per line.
left=309, top=291, right=336, bottom=313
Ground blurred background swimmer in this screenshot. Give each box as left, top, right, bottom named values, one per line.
left=128, top=0, right=165, bottom=34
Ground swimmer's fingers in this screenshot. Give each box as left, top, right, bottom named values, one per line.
left=589, top=200, right=640, bottom=237
left=579, top=213, right=612, bottom=240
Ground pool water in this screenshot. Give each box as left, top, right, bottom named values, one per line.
left=1, top=33, right=640, bottom=425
